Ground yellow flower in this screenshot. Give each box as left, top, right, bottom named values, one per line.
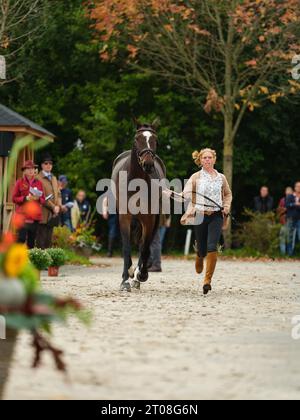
left=4, top=245, right=29, bottom=278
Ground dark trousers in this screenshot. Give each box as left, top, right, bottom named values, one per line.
left=149, top=229, right=162, bottom=269
left=18, top=222, right=39, bottom=249
left=108, top=214, right=119, bottom=240
left=36, top=224, right=54, bottom=249
left=194, top=212, right=223, bottom=258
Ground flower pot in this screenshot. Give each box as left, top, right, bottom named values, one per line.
left=0, top=329, right=18, bottom=400
left=48, top=266, right=59, bottom=277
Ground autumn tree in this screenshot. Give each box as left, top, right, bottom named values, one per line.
left=89, top=0, right=300, bottom=190
left=0, top=0, right=50, bottom=83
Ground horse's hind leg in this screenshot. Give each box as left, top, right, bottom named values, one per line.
left=120, top=215, right=132, bottom=292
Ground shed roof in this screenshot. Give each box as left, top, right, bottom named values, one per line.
left=0, top=104, right=55, bottom=139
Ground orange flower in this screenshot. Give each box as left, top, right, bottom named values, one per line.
left=0, top=232, right=16, bottom=253
left=2, top=232, right=15, bottom=245
left=23, top=201, right=40, bottom=219
left=12, top=213, right=25, bottom=230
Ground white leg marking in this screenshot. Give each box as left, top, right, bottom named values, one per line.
left=128, top=266, right=135, bottom=278
left=134, top=267, right=140, bottom=280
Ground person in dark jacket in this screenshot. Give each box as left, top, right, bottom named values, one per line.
left=286, top=181, right=300, bottom=256
left=254, top=186, right=274, bottom=213
left=58, top=175, right=74, bottom=231
left=277, top=186, right=294, bottom=255
left=12, top=160, right=45, bottom=249
left=102, top=196, right=119, bottom=258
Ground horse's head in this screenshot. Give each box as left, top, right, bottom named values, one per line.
left=134, top=122, right=158, bottom=174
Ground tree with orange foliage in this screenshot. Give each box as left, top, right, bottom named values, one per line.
left=89, top=0, right=300, bottom=192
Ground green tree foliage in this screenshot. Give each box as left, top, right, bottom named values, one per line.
left=1, top=0, right=299, bottom=249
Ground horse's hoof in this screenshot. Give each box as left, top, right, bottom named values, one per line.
left=137, top=272, right=148, bottom=283
left=120, top=281, right=131, bottom=292
left=128, top=266, right=135, bottom=279
left=203, top=284, right=212, bottom=295
left=131, top=280, right=141, bottom=290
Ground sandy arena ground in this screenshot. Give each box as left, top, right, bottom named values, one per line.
left=4, top=257, right=300, bottom=400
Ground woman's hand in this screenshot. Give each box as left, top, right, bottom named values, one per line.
left=222, top=209, right=229, bottom=218
left=26, top=194, right=38, bottom=201
left=54, top=206, right=60, bottom=215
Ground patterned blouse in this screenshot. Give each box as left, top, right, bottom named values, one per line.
left=195, top=169, right=223, bottom=212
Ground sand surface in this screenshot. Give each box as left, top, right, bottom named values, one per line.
left=4, top=257, right=300, bottom=400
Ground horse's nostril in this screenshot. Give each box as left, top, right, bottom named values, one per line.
left=144, top=163, right=153, bottom=174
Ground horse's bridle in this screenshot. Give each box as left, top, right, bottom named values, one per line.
left=135, top=128, right=157, bottom=166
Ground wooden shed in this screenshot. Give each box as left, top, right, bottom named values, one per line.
left=0, top=104, right=55, bottom=233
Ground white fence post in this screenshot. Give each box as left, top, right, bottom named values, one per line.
left=0, top=56, right=6, bottom=80
left=184, top=229, right=192, bottom=256
left=0, top=316, right=6, bottom=340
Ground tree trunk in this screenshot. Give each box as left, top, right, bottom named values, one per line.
left=0, top=329, right=17, bottom=400
left=223, top=114, right=234, bottom=248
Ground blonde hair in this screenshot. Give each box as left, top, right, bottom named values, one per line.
left=192, top=148, right=217, bottom=167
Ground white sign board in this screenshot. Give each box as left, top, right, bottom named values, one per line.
left=0, top=315, right=6, bottom=340
left=0, top=55, right=6, bottom=80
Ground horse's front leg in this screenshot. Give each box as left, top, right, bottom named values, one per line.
left=137, top=239, right=151, bottom=283
left=137, top=216, right=159, bottom=283
left=120, top=214, right=132, bottom=292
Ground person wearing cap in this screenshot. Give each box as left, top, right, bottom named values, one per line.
left=58, top=175, right=74, bottom=231
left=12, top=160, right=45, bottom=249
left=36, top=155, right=62, bottom=249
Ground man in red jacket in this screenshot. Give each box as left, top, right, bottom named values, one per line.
left=12, top=160, right=45, bottom=249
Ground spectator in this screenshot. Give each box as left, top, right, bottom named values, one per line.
left=159, top=215, right=171, bottom=251
left=58, top=175, right=74, bottom=231
left=148, top=215, right=171, bottom=273
left=102, top=196, right=119, bottom=258
left=36, top=155, right=62, bottom=249
left=71, top=190, right=91, bottom=229
left=12, top=160, right=45, bottom=249
left=254, top=186, right=274, bottom=213
left=286, top=181, right=300, bottom=256
left=277, top=186, right=293, bottom=255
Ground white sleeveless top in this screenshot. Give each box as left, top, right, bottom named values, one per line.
left=195, top=169, right=223, bottom=212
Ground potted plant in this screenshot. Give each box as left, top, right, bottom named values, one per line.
left=70, top=223, right=101, bottom=258
left=52, top=226, right=73, bottom=249
left=29, top=248, right=52, bottom=278
left=0, top=235, right=90, bottom=400
left=46, top=248, right=67, bottom=277
left=0, top=137, right=90, bottom=400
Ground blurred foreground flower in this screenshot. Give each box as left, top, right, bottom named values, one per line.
left=23, top=201, right=41, bottom=220
left=0, top=232, right=15, bottom=252
left=4, top=244, right=28, bottom=278
left=11, top=213, right=25, bottom=230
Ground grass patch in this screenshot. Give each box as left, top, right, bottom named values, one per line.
left=220, top=247, right=299, bottom=260
left=64, top=249, right=93, bottom=266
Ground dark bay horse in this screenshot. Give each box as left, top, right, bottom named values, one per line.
left=111, top=122, right=166, bottom=292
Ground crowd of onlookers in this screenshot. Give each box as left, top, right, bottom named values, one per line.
left=12, top=155, right=91, bottom=250
left=12, top=155, right=300, bottom=258
left=254, top=183, right=300, bottom=256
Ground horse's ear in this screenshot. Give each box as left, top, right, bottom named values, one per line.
left=151, top=117, right=161, bottom=131
left=132, top=116, right=143, bottom=130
